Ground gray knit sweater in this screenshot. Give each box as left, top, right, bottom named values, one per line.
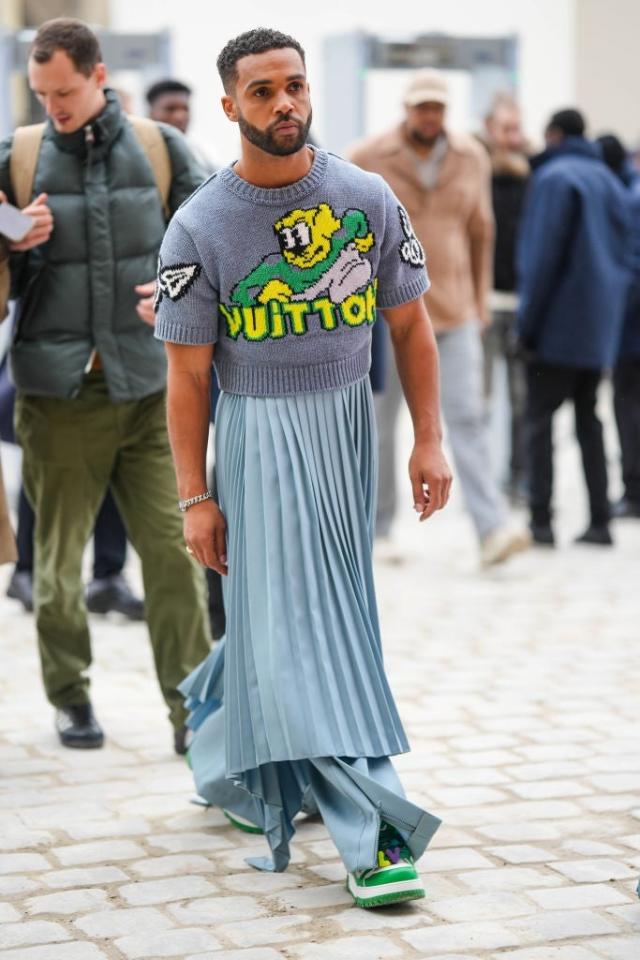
left=155, top=149, right=429, bottom=396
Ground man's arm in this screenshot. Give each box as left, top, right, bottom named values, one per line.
left=164, top=341, right=227, bottom=575
left=468, top=150, right=495, bottom=327
left=383, top=298, right=452, bottom=519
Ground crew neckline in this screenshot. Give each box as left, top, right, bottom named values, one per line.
left=219, top=148, right=329, bottom=205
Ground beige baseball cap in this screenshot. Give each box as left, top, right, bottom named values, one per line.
left=404, top=69, right=449, bottom=107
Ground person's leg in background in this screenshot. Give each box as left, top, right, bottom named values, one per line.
left=612, top=358, right=640, bottom=518
left=109, top=389, right=211, bottom=754
left=86, top=487, right=145, bottom=620
left=14, top=378, right=117, bottom=748
left=6, top=487, right=35, bottom=611
left=525, top=361, right=572, bottom=544
left=504, top=312, right=529, bottom=503
left=573, top=369, right=612, bottom=544
left=438, top=320, right=530, bottom=564
left=205, top=466, right=225, bottom=639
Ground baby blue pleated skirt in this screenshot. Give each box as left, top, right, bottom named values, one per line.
left=181, top=377, right=441, bottom=872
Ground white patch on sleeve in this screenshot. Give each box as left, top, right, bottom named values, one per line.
left=398, top=206, right=426, bottom=268
left=155, top=262, right=202, bottom=310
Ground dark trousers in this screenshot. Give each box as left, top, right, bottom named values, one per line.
left=483, top=309, right=528, bottom=485
left=15, top=484, right=127, bottom=579
left=613, top=357, right=640, bottom=504
left=526, top=362, right=609, bottom=527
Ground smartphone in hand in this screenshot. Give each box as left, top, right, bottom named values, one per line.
left=0, top=201, right=34, bottom=243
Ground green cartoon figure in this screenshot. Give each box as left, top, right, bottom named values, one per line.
left=231, top=203, right=375, bottom=307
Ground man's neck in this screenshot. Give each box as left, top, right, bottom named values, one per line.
left=403, top=124, right=442, bottom=160
left=234, top=141, right=314, bottom=188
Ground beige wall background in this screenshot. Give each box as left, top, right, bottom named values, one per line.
left=576, top=0, right=640, bottom=145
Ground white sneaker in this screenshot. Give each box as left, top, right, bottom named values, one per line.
left=481, top=523, right=531, bottom=566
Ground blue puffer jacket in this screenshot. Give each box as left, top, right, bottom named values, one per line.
left=517, top=137, right=632, bottom=369
left=618, top=176, right=640, bottom=360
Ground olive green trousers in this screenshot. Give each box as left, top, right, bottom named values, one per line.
left=15, top=372, right=211, bottom=728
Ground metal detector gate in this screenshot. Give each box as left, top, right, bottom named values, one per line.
left=0, top=28, right=172, bottom=136
left=323, top=32, right=518, bottom=155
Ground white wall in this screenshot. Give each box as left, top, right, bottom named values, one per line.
left=109, top=0, right=576, bottom=164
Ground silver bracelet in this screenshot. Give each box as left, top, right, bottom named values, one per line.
left=178, top=490, right=213, bottom=513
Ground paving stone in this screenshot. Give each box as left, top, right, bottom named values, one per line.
left=0, top=852, right=51, bottom=873
left=167, top=896, right=267, bottom=924
left=115, top=928, right=221, bottom=958
left=220, top=915, right=312, bottom=947
left=119, top=875, right=217, bottom=905
left=477, top=822, right=561, bottom=842
left=0, top=875, right=40, bottom=895
left=457, top=867, right=565, bottom=891
left=63, top=819, right=151, bottom=841
left=487, top=844, right=559, bottom=864
left=549, top=859, right=638, bottom=883
left=186, top=951, right=283, bottom=960
left=290, top=936, right=404, bottom=959
left=506, top=909, right=619, bottom=941
left=528, top=883, right=632, bottom=910
left=130, top=854, right=217, bottom=878
left=74, top=906, right=175, bottom=938
left=589, top=936, right=640, bottom=959
left=266, top=883, right=352, bottom=910
left=53, top=840, right=145, bottom=866
left=26, top=888, right=112, bottom=915
left=42, top=866, right=129, bottom=889
left=0, top=946, right=108, bottom=960
left=334, top=907, right=425, bottom=932
left=147, top=831, right=233, bottom=853
left=494, top=947, right=600, bottom=960
left=424, top=848, right=496, bottom=871
left=403, top=920, right=522, bottom=953
left=427, top=892, right=536, bottom=922
left=0, top=904, right=21, bottom=922
left=0, top=920, right=71, bottom=949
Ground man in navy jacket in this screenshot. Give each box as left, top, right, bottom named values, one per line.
left=517, top=109, right=632, bottom=546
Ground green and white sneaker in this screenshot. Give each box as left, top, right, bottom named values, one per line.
left=223, top=808, right=264, bottom=835
left=347, top=821, right=425, bottom=908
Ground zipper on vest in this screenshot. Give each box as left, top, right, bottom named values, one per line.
left=84, top=123, right=95, bottom=167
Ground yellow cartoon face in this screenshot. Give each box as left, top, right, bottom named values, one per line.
left=274, top=204, right=341, bottom=268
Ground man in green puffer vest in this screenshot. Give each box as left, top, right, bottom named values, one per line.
left=0, top=17, right=211, bottom=753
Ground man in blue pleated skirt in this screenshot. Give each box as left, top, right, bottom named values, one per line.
left=154, top=28, right=453, bottom=908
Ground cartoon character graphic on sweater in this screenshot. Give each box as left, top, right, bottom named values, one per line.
left=231, top=204, right=375, bottom=307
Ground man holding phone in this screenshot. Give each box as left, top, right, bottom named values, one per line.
left=0, top=17, right=211, bottom=753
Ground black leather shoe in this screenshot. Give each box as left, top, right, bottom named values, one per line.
left=86, top=573, right=145, bottom=621
left=611, top=497, right=640, bottom=519
left=6, top=570, right=34, bottom=612
left=575, top=525, right=613, bottom=546
left=174, top=725, right=192, bottom=756
left=55, top=704, right=104, bottom=749
left=530, top=523, right=555, bottom=546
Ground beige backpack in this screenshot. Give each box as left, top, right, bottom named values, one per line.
left=1, top=116, right=171, bottom=320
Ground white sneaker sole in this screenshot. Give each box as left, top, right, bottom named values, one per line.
left=346, top=871, right=425, bottom=908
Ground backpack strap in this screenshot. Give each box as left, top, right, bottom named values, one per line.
left=9, top=123, right=45, bottom=210
left=129, top=116, right=172, bottom=220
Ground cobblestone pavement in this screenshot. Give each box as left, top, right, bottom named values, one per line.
left=1, top=401, right=639, bottom=959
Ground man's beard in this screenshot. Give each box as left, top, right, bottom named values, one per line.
left=237, top=108, right=313, bottom=156
left=409, top=127, right=440, bottom=148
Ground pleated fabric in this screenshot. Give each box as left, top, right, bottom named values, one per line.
left=181, top=377, right=441, bottom=871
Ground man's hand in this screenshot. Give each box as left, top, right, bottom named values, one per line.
left=8, top=193, right=53, bottom=251
left=135, top=280, right=157, bottom=326
left=409, top=439, right=453, bottom=522
left=183, top=499, right=228, bottom=575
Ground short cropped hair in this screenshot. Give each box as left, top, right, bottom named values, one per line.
left=217, top=28, right=306, bottom=93
left=30, top=18, right=102, bottom=77
left=547, top=108, right=586, bottom=138
left=146, top=79, right=192, bottom=106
